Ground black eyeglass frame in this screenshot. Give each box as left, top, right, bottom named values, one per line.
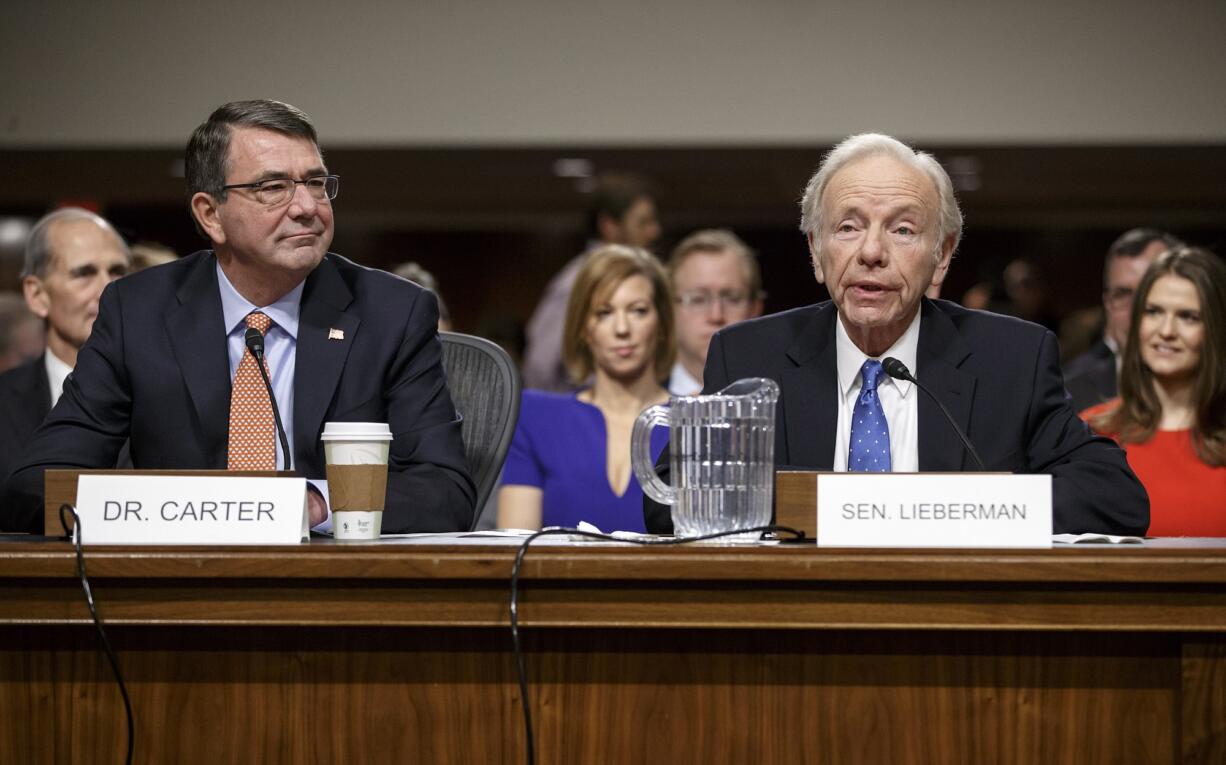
left=220, top=174, right=340, bottom=204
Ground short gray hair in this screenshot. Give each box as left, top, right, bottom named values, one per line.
left=185, top=99, right=319, bottom=202
left=799, top=133, right=963, bottom=262
left=22, top=207, right=129, bottom=280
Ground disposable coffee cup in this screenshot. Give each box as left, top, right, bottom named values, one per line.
left=321, top=422, right=393, bottom=540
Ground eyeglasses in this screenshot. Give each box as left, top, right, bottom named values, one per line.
left=221, top=175, right=340, bottom=207
left=1105, top=286, right=1136, bottom=309
left=676, top=290, right=751, bottom=312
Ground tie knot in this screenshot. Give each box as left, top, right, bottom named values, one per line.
left=860, top=359, right=885, bottom=392
left=245, top=311, right=271, bottom=334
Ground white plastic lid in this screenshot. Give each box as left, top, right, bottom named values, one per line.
left=320, top=422, right=394, bottom=441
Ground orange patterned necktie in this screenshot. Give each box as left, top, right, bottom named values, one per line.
left=227, top=311, right=276, bottom=470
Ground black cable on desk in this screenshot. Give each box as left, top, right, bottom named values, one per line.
left=509, top=525, right=806, bottom=765
left=59, top=504, right=135, bottom=765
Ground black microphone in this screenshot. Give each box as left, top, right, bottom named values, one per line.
left=244, top=326, right=292, bottom=472
left=881, top=356, right=986, bottom=471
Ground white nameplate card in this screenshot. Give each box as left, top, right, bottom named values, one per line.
left=815, top=473, right=1052, bottom=549
left=75, top=475, right=308, bottom=545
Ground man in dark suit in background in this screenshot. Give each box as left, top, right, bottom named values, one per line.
left=3, top=100, right=474, bottom=535
left=645, top=133, right=1148, bottom=536
left=1063, top=228, right=1183, bottom=412
left=0, top=208, right=130, bottom=484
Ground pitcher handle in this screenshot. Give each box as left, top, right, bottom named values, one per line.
left=631, top=404, right=675, bottom=506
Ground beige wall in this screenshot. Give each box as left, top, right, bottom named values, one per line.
left=4, top=0, right=1224, bottom=147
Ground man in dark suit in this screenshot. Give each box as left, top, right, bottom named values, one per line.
left=3, top=100, right=474, bottom=535
left=0, top=208, right=131, bottom=484
left=0, top=354, right=50, bottom=486
left=645, top=133, right=1148, bottom=536
left=1063, top=228, right=1183, bottom=412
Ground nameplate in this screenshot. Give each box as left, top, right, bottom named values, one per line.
left=815, top=473, right=1052, bottom=548
left=74, top=475, right=308, bottom=545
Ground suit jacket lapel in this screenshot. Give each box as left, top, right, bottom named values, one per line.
left=166, top=254, right=230, bottom=467
left=781, top=305, right=838, bottom=470
left=295, top=256, right=359, bottom=463
left=915, top=300, right=975, bottom=471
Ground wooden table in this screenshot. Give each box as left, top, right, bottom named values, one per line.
left=1, top=536, right=1224, bottom=764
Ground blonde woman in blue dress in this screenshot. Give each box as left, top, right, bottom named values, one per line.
left=498, top=245, right=674, bottom=532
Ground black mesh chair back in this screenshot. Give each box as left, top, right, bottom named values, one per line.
left=439, top=331, right=522, bottom=529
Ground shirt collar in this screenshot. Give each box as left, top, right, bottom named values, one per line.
left=44, top=348, right=73, bottom=405
left=216, top=261, right=303, bottom=339
left=834, top=308, right=921, bottom=398
left=669, top=360, right=702, bottom=396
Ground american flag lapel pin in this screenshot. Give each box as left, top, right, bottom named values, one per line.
left=328, top=328, right=345, bottom=341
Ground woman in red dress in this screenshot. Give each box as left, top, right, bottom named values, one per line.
left=1081, top=247, right=1226, bottom=536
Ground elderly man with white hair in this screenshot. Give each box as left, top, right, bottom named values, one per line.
left=0, top=208, right=130, bottom=484
left=644, top=133, right=1148, bottom=536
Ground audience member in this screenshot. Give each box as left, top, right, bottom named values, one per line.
left=499, top=245, right=672, bottom=532
left=393, top=261, right=453, bottom=331
left=1000, top=257, right=1059, bottom=332
left=2, top=100, right=473, bottom=534
left=1064, top=228, right=1184, bottom=411
left=129, top=241, right=179, bottom=272
left=645, top=132, right=1148, bottom=536
left=0, top=292, right=44, bottom=374
left=522, top=173, right=661, bottom=392
left=0, top=209, right=131, bottom=483
left=667, top=229, right=763, bottom=395
left=1082, top=247, right=1226, bottom=536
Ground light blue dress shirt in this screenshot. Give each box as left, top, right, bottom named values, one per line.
left=216, top=263, right=303, bottom=471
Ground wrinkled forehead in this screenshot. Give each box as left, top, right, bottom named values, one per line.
left=224, top=125, right=326, bottom=179
left=821, top=154, right=939, bottom=219
left=47, top=218, right=128, bottom=268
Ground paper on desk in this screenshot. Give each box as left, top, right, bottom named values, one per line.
left=1052, top=533, right=1144, bottom=544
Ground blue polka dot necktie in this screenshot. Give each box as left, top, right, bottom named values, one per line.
left=849, top=359, right=892, bottom=472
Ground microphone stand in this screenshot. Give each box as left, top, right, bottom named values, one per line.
left=881, top=356, right=986, bottom=471
left=244, top=327, right=292, bottom=472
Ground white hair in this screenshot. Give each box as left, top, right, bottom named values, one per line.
left=22, top=207, right=130, bottom=279
left=799, top=133, right=963, bottom=263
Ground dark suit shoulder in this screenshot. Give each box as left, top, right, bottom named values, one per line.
left=0, top=355, right=47, bottom=398
left=721, top=303, right=826, bottom=339
left=325, top=254, right=430, bottom=300
left=928, top=299, right=1050, bottom=344
left=0, top=356, right=51, bottom=485
left=113, top=249, right=209, bottom=294
left=1063, top=341, right=1115, bottom=379
left=715, top=303, right=828, bottom=357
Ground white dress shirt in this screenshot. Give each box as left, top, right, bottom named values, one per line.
left=832, top=310, right=921, bottom=472
left=668, top=360, right=703, bottom=397
left=45, top=348, right=73, bottom=408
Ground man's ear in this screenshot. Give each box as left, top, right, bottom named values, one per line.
left=808, top=231, right=826, bottom=284
left=931, top=234, right=956, bottom=289
left=22, top=275, right=50, bottom=320
left=190, top=192, right=226, bottom=246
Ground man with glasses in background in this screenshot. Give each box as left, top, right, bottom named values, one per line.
left=1064, top=228, right=1183, bottom=412
left=3, top=100, right=474, bottom=535
left=666, top=229, right=763, bottom=395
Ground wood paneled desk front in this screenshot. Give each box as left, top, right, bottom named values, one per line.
left=0, top=537, right=1223, bottom=764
